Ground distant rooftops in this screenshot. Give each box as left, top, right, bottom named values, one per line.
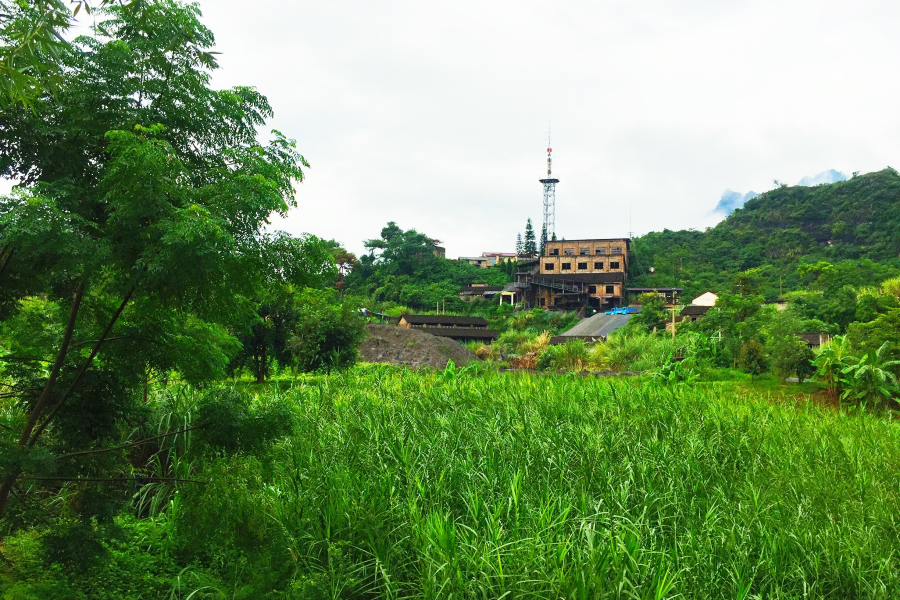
left=399, top=314, right=489, bottom=328
left=545, top=238, right=631, bottom=243
left=417, top=327, right=499, bottom=340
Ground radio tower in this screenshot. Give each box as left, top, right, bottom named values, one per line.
left=539, top=128, right=558, bottom=240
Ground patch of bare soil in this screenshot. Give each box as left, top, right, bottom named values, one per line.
left=359, top=324, right=475, bottom=369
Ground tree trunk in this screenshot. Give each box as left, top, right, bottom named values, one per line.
left=0, top=285, right=85, bottom=517
left=0, top=289, right=132, bottom=518
left=256, top=341, right=267, bottom=383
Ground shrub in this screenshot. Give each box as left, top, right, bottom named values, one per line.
left=590, top=331, right=677, bottom=372
left=288, top=289, right=366, bottom=373
left=738, top=339, right=768, bottom=376
left=838, top=342, right=900, bottom=408
left=537, top=339, right=589, bottom=371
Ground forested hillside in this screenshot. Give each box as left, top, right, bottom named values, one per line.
left=630, top=168, right=900, bottom=298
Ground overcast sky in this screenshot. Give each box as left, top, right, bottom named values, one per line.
left=8, top=1, right=900, bottom=258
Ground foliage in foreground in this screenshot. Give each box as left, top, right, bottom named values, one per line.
left=3, top=367, right=900, bottom=598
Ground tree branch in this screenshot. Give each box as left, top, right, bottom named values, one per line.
left=67, top=336, right=128, bottom=352
left=29, top=289, right=134, bottom=447
left=56, top=424, right=206, bottom=460
left=0, top=284, right=85, bottom=518
left=22, top=476, right=207, bottom=484
left=0, top=248, right=14, bottom=277
left=17, top=284, right=85, bottom=446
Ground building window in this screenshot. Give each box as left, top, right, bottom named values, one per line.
left=588, top=285, right=597, bottom=294
left=544, top=263, right=555, bottom=271
left=594, top=262, right=604, bottom=270
left=605, top=285, right=615, bottom=294
left=564, top=248, right=575, bottom=256
left=577, top=262, right=588, bottom=270
left=596, top=247, right=607, bottom=255
left=612, top=246, right=623, bottom=254
left=539, top=297, right=546, bottom=307
left=580, top=247, right=590, bottom=255
left=610, top=261, right=620, bottom=269
left=561, top=263, right=571, bottom=271
left=549, top=248, right=559, bottom=256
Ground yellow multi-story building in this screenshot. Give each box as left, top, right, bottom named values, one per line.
left=522, top=238, right=630, bottom=308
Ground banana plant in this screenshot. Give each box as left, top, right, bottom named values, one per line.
left=813, top=335, right=852, bottom=400
left=839, top=342, right=900, bottom=408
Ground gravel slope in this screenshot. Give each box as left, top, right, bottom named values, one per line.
left=359, top=324, right=474, bottom=369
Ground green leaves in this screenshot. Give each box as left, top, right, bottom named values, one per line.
left=0, top=0, right=318, bottom=523
left=838, top=342, right=900, bottom=408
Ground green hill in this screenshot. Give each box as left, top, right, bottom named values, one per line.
left=629, top=168, right=900, bottom=298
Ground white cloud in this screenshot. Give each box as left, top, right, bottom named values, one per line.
left=186, top=0, right=900, bottom=257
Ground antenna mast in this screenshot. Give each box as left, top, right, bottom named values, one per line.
left=629, top=204, right=633, bottom=239
left=539, top=126, right=558, bottom=240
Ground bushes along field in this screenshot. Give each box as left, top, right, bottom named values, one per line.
left=4, top=366, right=900, bottom=598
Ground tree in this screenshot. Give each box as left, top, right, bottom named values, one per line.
left=771, top=337, right=815, bottom=382
left=523, top=219, right=537, bottom=258
left=0, top=1, right=100, bottom=107
left=738, top=339, right=768, bottom=376
left=688, top=292, right=765, bottom=368
left=883, top=276, right=900, bottom=298
left=847, top=308, right=900, bottom=360
left=0, top=1, right=317, bottom=520
left=516, top=233, right=524, bottom=257
left=363, top=221, right=441, bottom=276
left=766, top=308, right=809, bottom=380
left=229, top=236, right=337, bottom=383
left=345, top=222, right=508, bottom=308
left=540, top=223, right=548, bottom=257
left=322, top=239, right=359, bottom=295
left=288, top=289, right=366, bottom=373
left=629, top=293, right=667, bottom=332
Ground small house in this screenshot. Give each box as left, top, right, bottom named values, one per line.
left=798, top=332, right=832, bottom=348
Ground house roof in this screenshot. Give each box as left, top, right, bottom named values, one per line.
left=545, top=238, right=631, bottom=246
left=680, top=305, right=712, bottom=316
left=626, top=287, right=684, bottom=293
left=417, top=327, right=499, bottom=339
left=459, top=286, right=504, bottom=295
left=400, top=314, right=489, bottom=326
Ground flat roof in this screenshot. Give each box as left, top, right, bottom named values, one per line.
left=546, top=238, right=631, bottom=243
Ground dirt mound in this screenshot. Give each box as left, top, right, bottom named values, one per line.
left=359, top=324, right=475, bottom=369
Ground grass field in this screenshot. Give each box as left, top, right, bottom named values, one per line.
left=4, top=365, right=900, bottom=598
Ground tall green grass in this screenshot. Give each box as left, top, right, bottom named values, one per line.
left=194, top=368, right=900, bottom=597
left=6, top=367, right=900, bottom=598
